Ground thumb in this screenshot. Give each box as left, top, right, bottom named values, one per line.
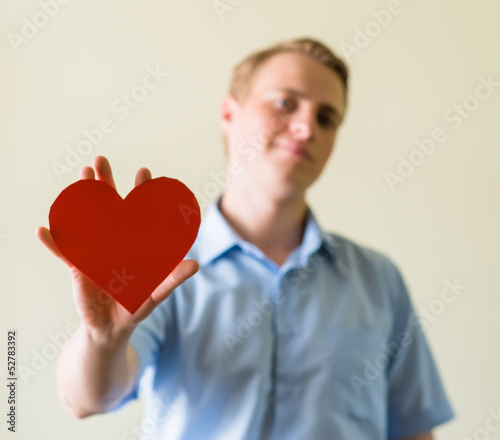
left=131, top=259, right=199, bottom=322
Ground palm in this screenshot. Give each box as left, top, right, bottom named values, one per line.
left=38, top=156, right=199, bottom=334
left=68, top=266, right=135, bottom=329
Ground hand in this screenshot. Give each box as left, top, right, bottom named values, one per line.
left=37, top=156, right=199, bottom=343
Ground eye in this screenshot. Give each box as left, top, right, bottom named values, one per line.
left=317, top=113, right=337, bottom=129
left=275, top=97, right=295, bottom=114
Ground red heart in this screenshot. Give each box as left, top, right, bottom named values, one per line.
left=49, top=177, right=201, bottom=314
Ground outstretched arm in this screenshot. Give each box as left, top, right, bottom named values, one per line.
left=38, top=156, right=198, bottom=417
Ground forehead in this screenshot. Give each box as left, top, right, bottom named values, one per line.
left=247, top=51, right=345, bottom=112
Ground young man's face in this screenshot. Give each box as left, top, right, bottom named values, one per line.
left=220, top=51, right=346, bottom=200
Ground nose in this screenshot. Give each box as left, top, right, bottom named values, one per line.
left=288, top=109, right=315, bottom=140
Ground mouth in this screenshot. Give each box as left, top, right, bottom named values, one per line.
left=273, top=141, right=312, bottom=161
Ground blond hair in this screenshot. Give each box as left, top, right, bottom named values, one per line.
left=228, top=37, right=349, bottom=104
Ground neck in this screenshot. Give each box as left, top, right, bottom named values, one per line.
left=219, top=184, right=308, bottom=266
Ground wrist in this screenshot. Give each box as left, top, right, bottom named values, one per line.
left=78, top=321, right=136, bottom=350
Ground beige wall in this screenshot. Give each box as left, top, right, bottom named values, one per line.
left=1, top=0, right=499, bottom=438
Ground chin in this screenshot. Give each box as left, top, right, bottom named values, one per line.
left=265, top=175, right=311, bottom=201
left=254, top=161, right=315, bottom=197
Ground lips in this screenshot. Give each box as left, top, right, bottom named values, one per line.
left=273, top=141, right=312, bottom=160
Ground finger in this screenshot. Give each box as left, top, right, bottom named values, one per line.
left=150, top=259, right=199, bottom=305
left=36, top=226, right=74, bottom=268
left=132, top=259, right=199, bottom=321
left=79, top=166, right=95, bottom=180
left=135, top=167, right=152, bottom=187
left=93, top=156, right=117, bottom=191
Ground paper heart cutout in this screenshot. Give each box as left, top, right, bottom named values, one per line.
left=49, top=177, right=201, bottom=314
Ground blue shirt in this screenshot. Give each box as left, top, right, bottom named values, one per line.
left=117, top=197, right=454, bottom=439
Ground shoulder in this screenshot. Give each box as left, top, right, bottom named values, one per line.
left=324, top=231, right=399, bottom=279
left=323, top=231, right=409, bottom=309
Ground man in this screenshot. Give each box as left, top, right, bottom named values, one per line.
left=38, top=37, right=454, bottom=439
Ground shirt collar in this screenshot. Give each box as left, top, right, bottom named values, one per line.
left=296, top=207, right=339, bottom=267
left=193, top=196, right=339, bottom=267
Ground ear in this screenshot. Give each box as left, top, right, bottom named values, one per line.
left=219, top=94, right=239, bottom=138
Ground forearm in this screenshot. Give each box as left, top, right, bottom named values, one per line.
left=56, top=322, right=139, bottom=418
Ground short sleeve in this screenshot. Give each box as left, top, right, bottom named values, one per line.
left=110, top=300, right=172, bottom=411
left=384, top=258, right=455, bottom=438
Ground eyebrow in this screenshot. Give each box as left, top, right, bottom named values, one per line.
left=273, top=87, right=342, bottom=118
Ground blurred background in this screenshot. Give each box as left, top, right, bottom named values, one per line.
left=1, top=0, right=499, bottom=438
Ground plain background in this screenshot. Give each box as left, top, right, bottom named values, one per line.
left=1, top=0, right=499, bottom=438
